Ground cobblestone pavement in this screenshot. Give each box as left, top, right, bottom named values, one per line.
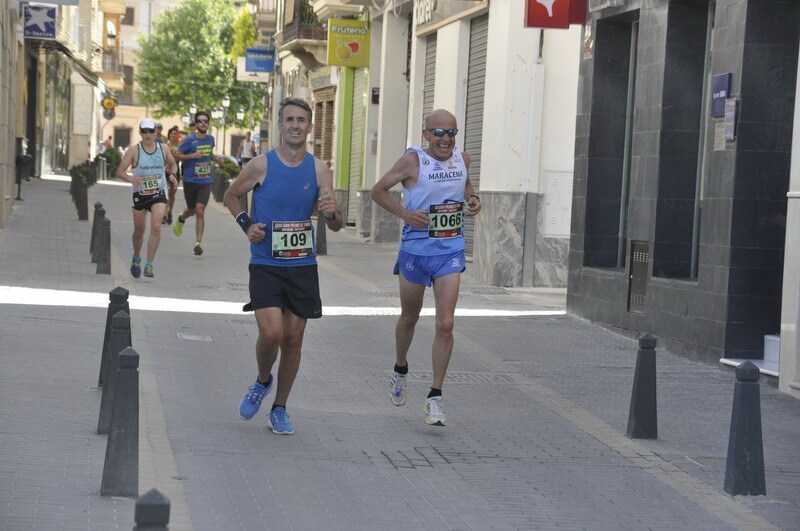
left=1, top=175, right=798, bottom=530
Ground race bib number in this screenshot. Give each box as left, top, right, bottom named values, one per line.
left=139, top=174, right=162, bottom=195
left=428, top=202, right=463, bottom=239
left=195, top=163, right=211, bottom=180
left=272, top=220, right=313, bottom=259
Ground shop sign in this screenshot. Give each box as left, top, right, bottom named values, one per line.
left=525, top=0, right=587, bottom=29
left=23, top=5, right=57, bottom=40
left=245, top=48, right=275, bottom=73
left=327, top=19, right=370, bottom=68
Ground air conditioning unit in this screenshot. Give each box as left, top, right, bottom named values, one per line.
left=589, top=0, right=624, bottom=12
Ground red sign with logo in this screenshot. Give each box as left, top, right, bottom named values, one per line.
left=525, top=0, right=587, bottom=29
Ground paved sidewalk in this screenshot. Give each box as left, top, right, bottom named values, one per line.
left=1, top=175, right=799, bottom=530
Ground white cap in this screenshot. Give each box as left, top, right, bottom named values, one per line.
left=139, top=118, right=156, bottom=130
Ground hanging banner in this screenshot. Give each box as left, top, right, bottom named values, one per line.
left=525, top=0, right=587, bottom=29
left=326, top=19, right=370, bottom=68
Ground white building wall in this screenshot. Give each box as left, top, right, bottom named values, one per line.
left=375, top=10, right=410, bottom=180
left=481, top=0, right=544, bottom=193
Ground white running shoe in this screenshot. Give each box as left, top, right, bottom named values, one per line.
left=424, top=396, right=446, bottom=426
left=389, top=371, right=408, bottom=406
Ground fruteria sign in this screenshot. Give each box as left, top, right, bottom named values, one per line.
left=525, top=0, right=587, bottom=29
left=327, top=19, right=370, bottom=69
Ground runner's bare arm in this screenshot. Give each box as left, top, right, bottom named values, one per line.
left=371, top=151, right=427, bottom=228
left=115, top=147, right=137, bottom=184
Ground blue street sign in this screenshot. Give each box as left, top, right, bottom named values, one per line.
left=24, top=5, right=57, bottom=40
left=245, top=48, right=275, bottom=73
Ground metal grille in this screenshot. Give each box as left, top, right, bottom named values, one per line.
left=312, top=87, right=335, bottom=164
left=421, top=33, right=437, bottom=145
left=628, top=240, right=649, bottom=313
left=462, top=14, right=488, bottom=258
left=347, top=68, right=366, bottom=225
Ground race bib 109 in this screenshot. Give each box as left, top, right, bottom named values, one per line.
left=271, top=220, right=313, bottom=259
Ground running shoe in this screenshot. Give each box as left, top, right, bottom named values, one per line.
left=238, top=376, right=273, bottom=420
left=424, top=396, right=446, bottom=426
left=166, top=212, right=173, bottom=225
left=130, top=257, right=141, bottom=279
left=194, top=242, right=203, bottom=256
left=268, top=406, right=295, bottom=435
left=143, top=264, right=154, bottom=278
left=173, top=217, right=183, bottom=237
left=389, top=371, right=408, bottom=406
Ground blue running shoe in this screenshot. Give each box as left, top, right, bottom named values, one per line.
left=238, top=376, right=272, bottom=420
left=268, top=406, right=294, bottom=435
left=130, top=257, right=141, bottom=278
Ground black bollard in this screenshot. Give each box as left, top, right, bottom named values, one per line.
left=98, top=310, right=132, bottom=435
left=77, top=177, right=89, bottom=220
left=134, top=488, right=171, bottom=530
left=724, top=361, right=766, bottom=496
left=101, top=347, right=139, bottom=497
left=626, top=333, right=658, bottom=439
left=96, top=218, right=111, bottom=274
left=90, top=202, right=104, bottom=259
left=316, top=214, right=327, bottom=256
left=99, top=287, right=130, bottom=387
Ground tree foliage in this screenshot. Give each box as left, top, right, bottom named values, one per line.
left=135, top=0, right=265, bottom=130
left=230, top=8, right=257, bottom=61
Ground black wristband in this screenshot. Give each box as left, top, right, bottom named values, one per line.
left=235, top=211, right=252, bottom=234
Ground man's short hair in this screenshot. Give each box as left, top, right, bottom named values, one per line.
left=278, top=97, right=313, bottom=123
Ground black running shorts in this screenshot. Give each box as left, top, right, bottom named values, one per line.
left=132, top=190, right=167, bottom=211
left=183, top=182, right=212, bottom=209
left=248, top=264, right=322, bottom=319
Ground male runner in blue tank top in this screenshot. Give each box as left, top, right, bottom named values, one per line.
left=371, top=109, right=481, bottom=426
left=224, top=97, right=343, bottom=435
left=116, top=118, right=178, bottom=279
left=173, top=110, right=227, bottom=256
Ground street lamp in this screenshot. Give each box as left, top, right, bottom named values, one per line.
left=236, top=108, right=244, bottom=122
left=221, top=95, right=231, bottom=155
left=181, top=113, right=190, bottom=128
left=189, top=102, right=197, bottom=116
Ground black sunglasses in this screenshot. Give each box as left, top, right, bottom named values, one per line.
left=196, top=119, right=209, bottom=124
left=140, top=128, right=155, bottom=134
left=427, top=128, right=458, bottom=138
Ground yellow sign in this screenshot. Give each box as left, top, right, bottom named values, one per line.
left=101, top=97, right=117, bottom=110
left=327, top=19, right=370, bottom=68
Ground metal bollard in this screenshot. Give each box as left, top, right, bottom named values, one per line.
left=91, top=202, right=105, bottom=260
left=316, top=214, right=327, bottom=256
left=99, top=287, right=130, bottom=387
left=96, top=218, right=111, bottom=274
left=724, top=360, right=766, bottom=496
left=133, top=488, right=170, bottom=530
left=77, top=177, right=89, bottom=220
left=101, top=347, right=139, bottom=497
left=98, top=311, right=132, bottom=435
left=626, top=333, right=658, bottom=439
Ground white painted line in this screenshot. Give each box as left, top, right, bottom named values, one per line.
left=0, top=286, right=565, bottom=317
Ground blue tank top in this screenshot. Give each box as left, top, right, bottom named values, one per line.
left=400, top=146, right=468, bottom=255
left=250, top=149, right=319, bottom=266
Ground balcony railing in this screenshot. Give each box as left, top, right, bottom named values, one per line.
left=274, top=22, right=326, bottom=47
